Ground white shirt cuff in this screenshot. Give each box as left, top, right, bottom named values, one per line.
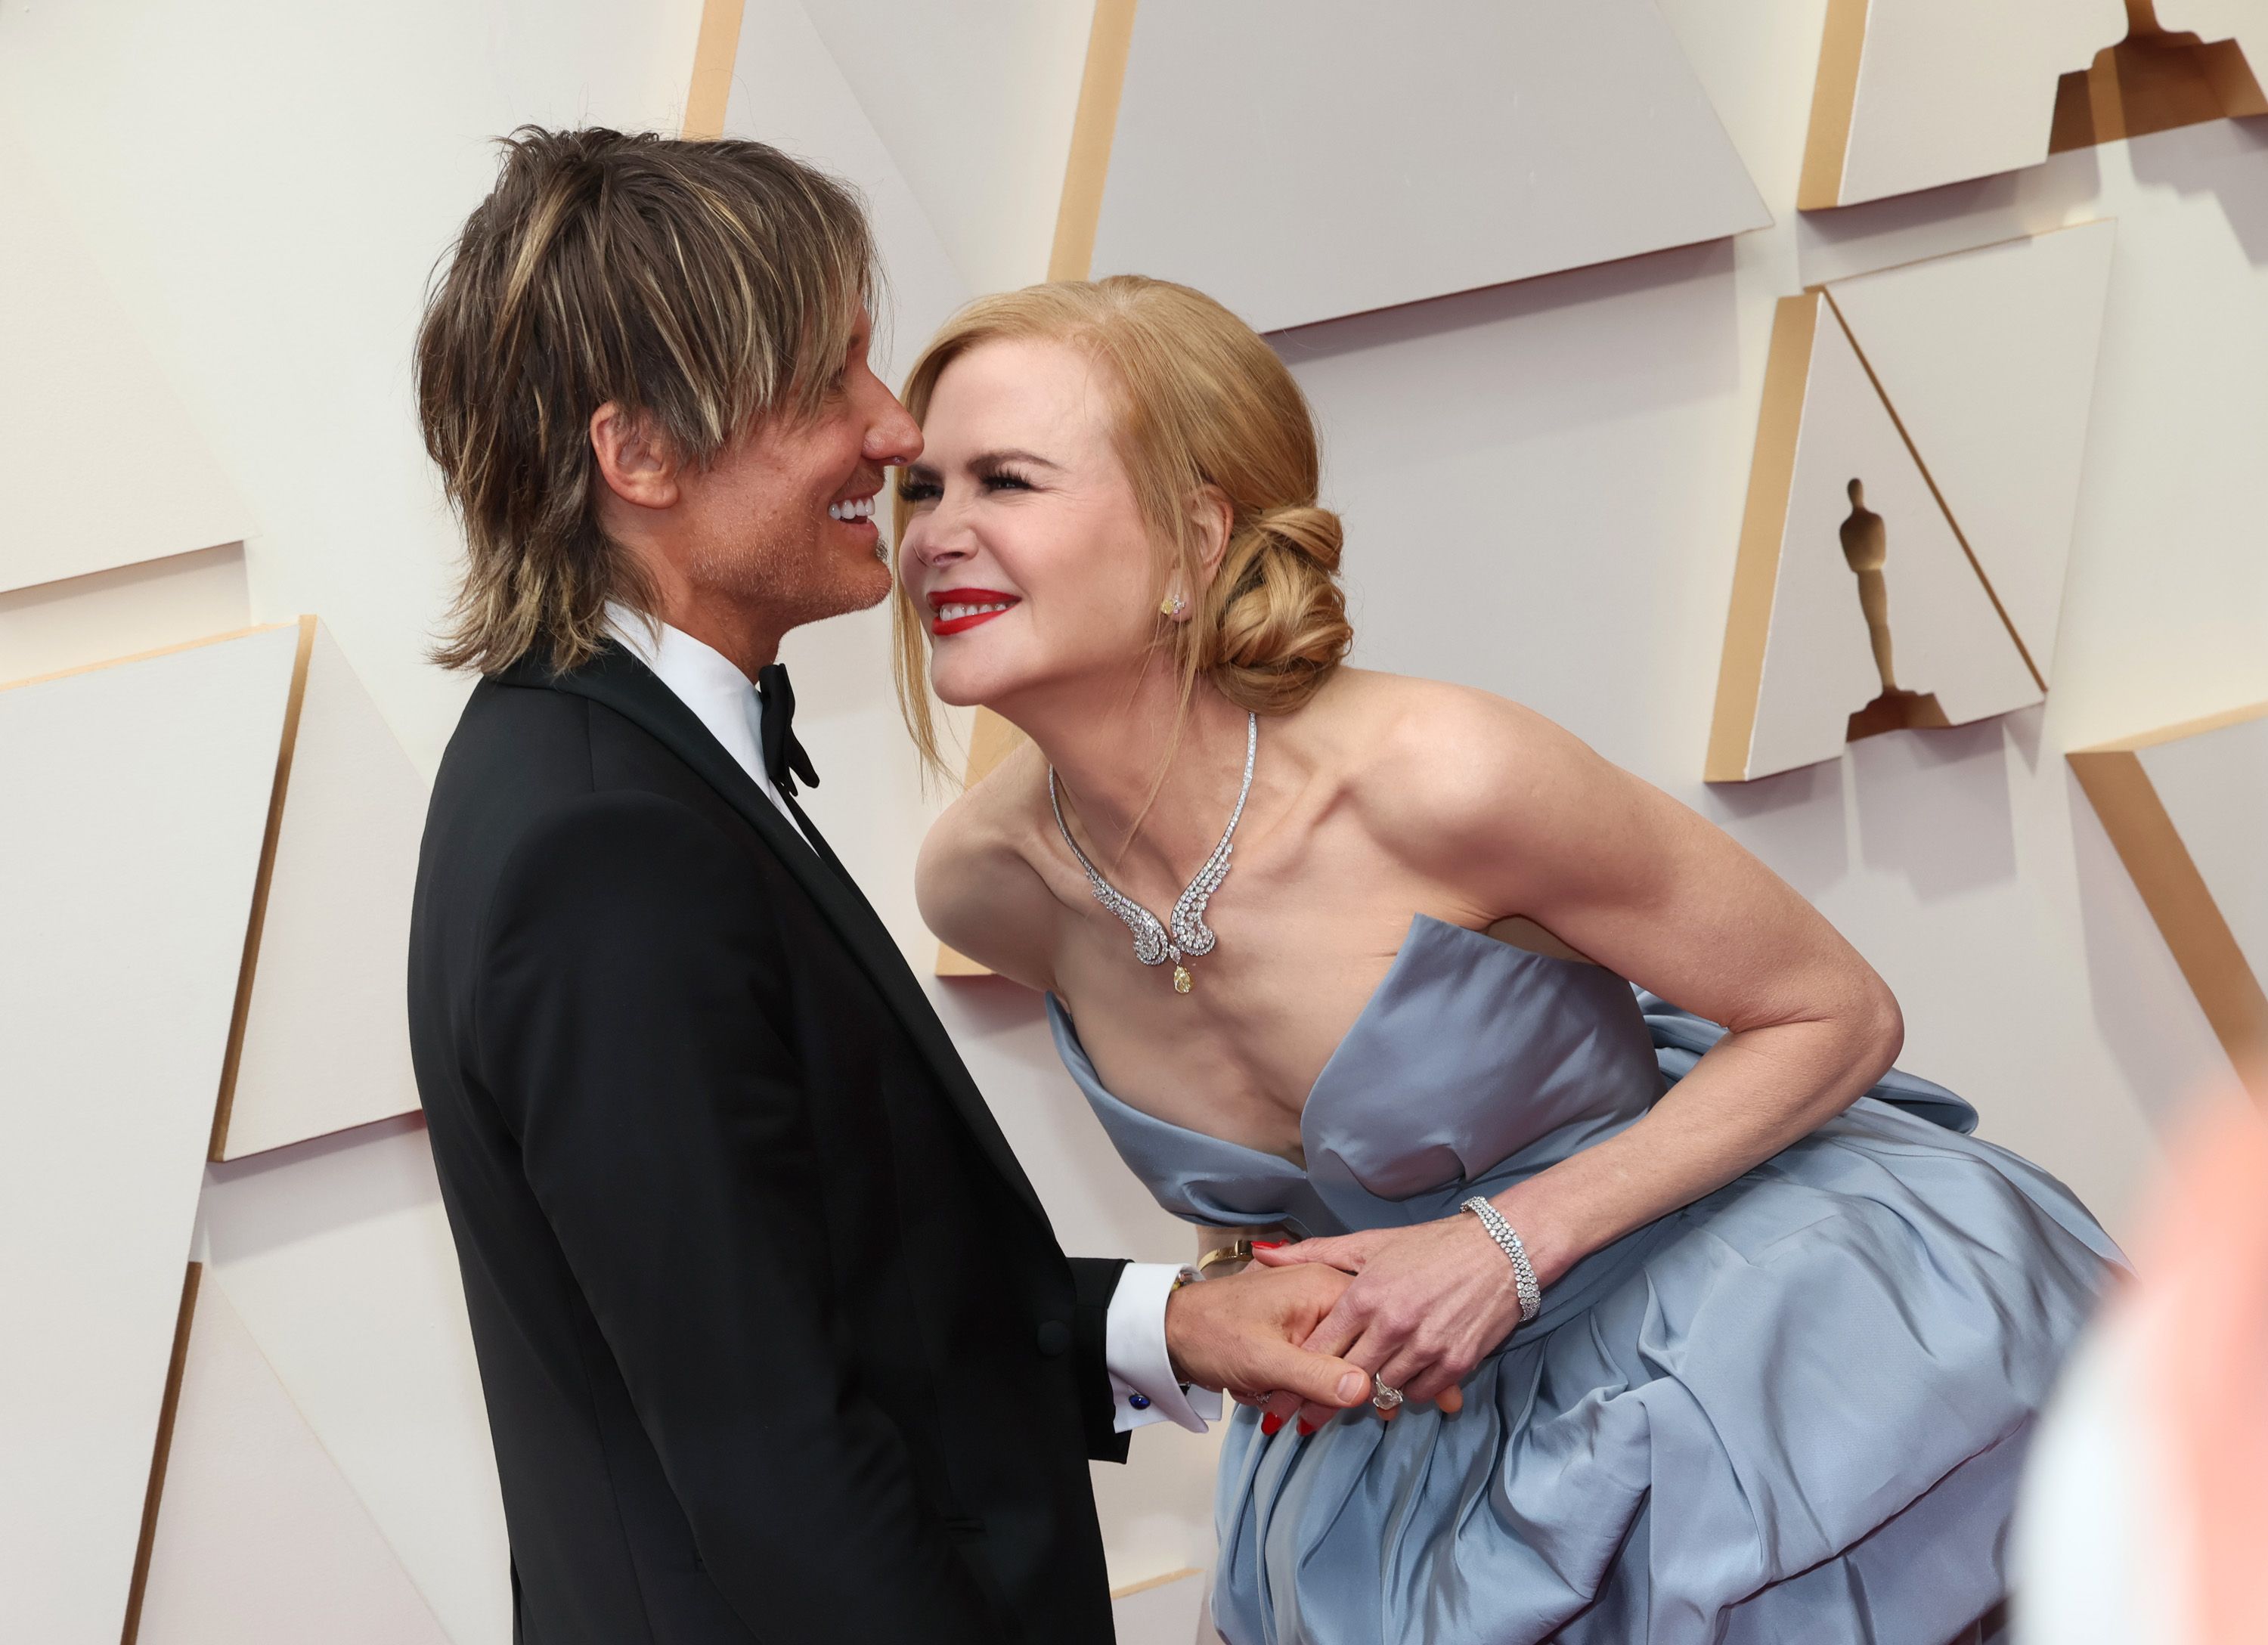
left=1103, top=1262, right=1224, bottom=1434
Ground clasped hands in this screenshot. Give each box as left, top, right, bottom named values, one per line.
left=1165, top=1212, right=1529, bottom=1436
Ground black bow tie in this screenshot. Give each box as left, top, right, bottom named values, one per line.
left=754, top=663, right=820, bottom=798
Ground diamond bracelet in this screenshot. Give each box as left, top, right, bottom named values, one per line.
left=1461, top=1196, right=1542, bottom=1324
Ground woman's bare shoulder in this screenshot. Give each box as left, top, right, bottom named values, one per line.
left=1315, top=669, right=1614, bottom=874
left=1321, top=670, right=1583, bottom=798
left=916, top=738, right=1061, bottom=989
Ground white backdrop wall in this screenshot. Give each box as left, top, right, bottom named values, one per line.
left=4, top=1, right=2263, bottom=1638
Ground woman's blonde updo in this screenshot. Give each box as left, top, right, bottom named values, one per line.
left=891, top=275, right=1352, bottom=776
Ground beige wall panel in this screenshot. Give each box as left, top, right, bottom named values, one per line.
left=0, top=149, right=250, bottom=594
left=201, top=1120, right=509, bottom=1645
left=0, top=626, right=299, bottom=1643
left=2134, top=711, right=2268, bottom=1006
left=1086, top=0, right=1768, bottom=333
left=218, top=620, right=427, bottom=1159
left=1809, top=0, right=2124, bottom=209
left=0, top=545, right=250, bottom=685
left=1740, top=296, right=2040, bottom=780
left=796, top=0, right=1095, bottom=294
left=1826, top=222, right=2118, bottom=678
left=137, top=1276, right=452, bottom=1645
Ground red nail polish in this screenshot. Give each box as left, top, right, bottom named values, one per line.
left=1261, top=1412, right=1284, bottom=1436
left=1253, top=1240, right=1286, bottom=1249
left=1297, top=1418, right=1316, bottom=1436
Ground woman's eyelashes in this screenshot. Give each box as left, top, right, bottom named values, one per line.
left=892, top=466, right=1037, bottom=506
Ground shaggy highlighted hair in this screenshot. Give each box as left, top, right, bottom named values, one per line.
left=417, top=125, right=878, bottom=674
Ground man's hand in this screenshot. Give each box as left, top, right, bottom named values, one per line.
left=1163, top=1262, right=1373, bottom=1420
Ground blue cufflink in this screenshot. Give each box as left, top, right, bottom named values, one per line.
left=1128, top=1393, right=1151, bottom=1410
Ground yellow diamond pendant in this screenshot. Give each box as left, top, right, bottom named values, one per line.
left=1173, top=965, right=1193, bottom=995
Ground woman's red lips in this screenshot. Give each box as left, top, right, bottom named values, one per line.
left=928, top=588, right=1021, bottom=637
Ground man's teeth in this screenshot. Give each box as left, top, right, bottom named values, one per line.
left=937, top=602, right=1013, bottom=621
left=827, top=496, right=876, bottom=522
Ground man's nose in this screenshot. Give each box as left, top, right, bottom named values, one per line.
left=863, top=387, right=922, bottom=466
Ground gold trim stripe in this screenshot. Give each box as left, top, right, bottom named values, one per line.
left=2071, top=711, right=2268, bottom=1101
left=1048, top=0, right=1139, bottom=282
left=209, top=615, right=318, bottom=1159
left=683, top=0, right=746, bottom=141
left=1705, top=293, right=1817, bottom=782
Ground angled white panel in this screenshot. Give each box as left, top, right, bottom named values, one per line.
left=222, top=621, right=426, bottom=1159
left=138, top=1276, right=453, bottom=1645
left=0, top=153, right=250, bottom=593
left=1748, top=299, right=2040, bottom=779
left=2134, top=711, right=2268, bottom=988
left=1828, top=222, right=2117, bottom=678
left=1091, top=0, right=1769, bottom=333
left=0, top=545, right=251, bottom=687
left=1830, top=0, right=2124, bottom=208
left=202, top=1121, right=509, bottom=1645
left=797, top=0, right=1093, bottom=293
left=722, top=0, right=972, bottom=389
left=0, top=625, right=298, bottom=1642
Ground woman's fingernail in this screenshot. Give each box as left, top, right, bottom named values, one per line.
left=1261, top=1413, right=1284, bottom=1436
left=1253, top=1239, right=1286, bottom=1249
left=1297, top=1418, right=1316, bottom=1436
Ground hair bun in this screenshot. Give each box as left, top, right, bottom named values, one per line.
left=1207, top=501, right=1352, bottom=711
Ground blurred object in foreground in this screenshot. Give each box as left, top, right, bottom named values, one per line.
left=2014, top=1088, right=2268, bottom=1645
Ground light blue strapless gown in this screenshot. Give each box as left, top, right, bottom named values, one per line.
left=1049, top=915, right=2119, bottom=1645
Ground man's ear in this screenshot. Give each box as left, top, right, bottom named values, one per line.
left=590, top=402, right=680, bottom=510
left=1189, top=484, right=1235, bottom=577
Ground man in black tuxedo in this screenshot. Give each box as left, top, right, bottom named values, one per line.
left=406, top=129, right=1369, bottom=1644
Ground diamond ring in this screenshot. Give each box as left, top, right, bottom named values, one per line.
left=1371, top=1375, right=1405, bottom=1412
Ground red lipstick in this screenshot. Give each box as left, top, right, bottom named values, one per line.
left=928, top=587, right=1021, bottom=637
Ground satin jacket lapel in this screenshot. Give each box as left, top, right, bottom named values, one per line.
left=510, top=646, right=1052, bottom=1230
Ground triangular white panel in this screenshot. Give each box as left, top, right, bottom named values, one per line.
left=138, top=1276, right=453, bottom=1645
left=202, top=1120, right=510, bottom=1644
left=0, top=151, right=251, bottom=593
left=722, top=0, right=972, bottom=389
left=797, top=0, right=1092, bottom=293
left=2135, top=711, right=2268, bottom=990
left=1090, top=0, right=1770, bottom=333
left=0, top=625, right=298, bottom=1642
left=1746, top=298, right=2040, bottom=780
left=221, top=619, right=426, bottom=1160
left=1822, top=0, right=2124, bottom=208
left=1827, top=223, right=2116, bottom=680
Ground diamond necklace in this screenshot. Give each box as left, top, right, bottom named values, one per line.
left=1048, top=711, right=1258, bottom=996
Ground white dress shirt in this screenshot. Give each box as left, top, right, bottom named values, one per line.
left=603, top=606, right=1219, bottom=1434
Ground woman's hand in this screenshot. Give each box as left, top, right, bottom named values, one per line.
left=1250, top=1212, right=1526, bottom=1429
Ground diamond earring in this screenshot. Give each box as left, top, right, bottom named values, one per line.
left=1160, top=591, right=1188, bottom=619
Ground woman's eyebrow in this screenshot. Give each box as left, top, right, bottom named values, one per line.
left=969, top=447, right=1061, bottom=470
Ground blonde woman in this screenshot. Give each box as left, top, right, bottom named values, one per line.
left=899, top=277, right=2117, bottom=1645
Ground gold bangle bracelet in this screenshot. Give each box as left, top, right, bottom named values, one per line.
left=1197, top=1238, right=1255, bottom=1276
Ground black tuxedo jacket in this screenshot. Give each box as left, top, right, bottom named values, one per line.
left=407, top=644, right=1127, bottom=1644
